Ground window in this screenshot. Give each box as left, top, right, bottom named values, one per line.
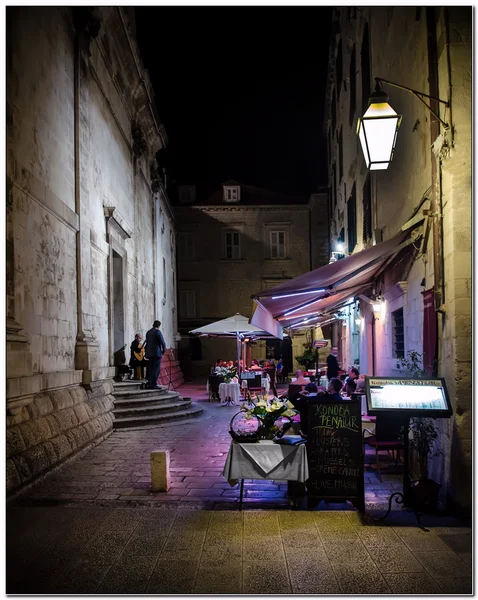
left=392, top=308, right=405, bottom=358
left=163, top=257, right=167, bottom=301
left=349, top=45, right=356, bottom=127
left=361, top=24, right=371, bottom=113
left=223, top=186, right=240, bottom=203
left=347, top=183, right=357, bottom=253
left=362, top=176, right=372, bottom=242
left=179, top=290, right=196, bottom=318
left=269, top=230, right=286, bottom=259
left=336, top=39, right=343, bottom=100
left=223, top=230, right=241, bottom=259
left=178, top=232, right=195, bottom=261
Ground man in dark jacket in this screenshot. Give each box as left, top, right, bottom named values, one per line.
left=145, top=320, right=167, bottom=389
left=326, top=346, right=339, bottom=380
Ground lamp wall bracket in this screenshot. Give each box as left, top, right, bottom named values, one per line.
left=375, top=77, right=450, bottom=129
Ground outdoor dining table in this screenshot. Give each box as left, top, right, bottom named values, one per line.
left=222, top=440, right=309, bottom=509
left=218, top=382, right=241, bottom=406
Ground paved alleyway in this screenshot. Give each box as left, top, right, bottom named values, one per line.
left=7, top=381, right=472, bottom=594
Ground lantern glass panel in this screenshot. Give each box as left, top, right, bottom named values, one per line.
left=359, top=102, right=400, bottom=169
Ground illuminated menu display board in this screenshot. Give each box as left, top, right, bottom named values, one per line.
left=365, top=377, right=452, bottom=417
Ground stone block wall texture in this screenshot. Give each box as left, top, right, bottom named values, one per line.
left=6, top=382, right=115, bottom=492
left=6, top=7, right=181, bottom=493
left=327, top=7, right=472, bottom=511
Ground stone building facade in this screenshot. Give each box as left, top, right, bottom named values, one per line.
left=175, top=182, right=329, bottom=378
left=324, top=7, right=471, bottom=511
left=6, top=7, right=178, bottom=493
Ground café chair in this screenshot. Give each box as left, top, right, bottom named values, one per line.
left=363, top=414, right=404, bottom=482
left=208, top=375, right=223, bottom=402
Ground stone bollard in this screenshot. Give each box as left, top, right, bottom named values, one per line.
left=150, top=450, right=170, bottom=492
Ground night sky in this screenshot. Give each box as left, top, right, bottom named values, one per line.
left=135, top=7, right=332, bottom=199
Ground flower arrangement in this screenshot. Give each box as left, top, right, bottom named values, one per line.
left=241, top=393, right=297, bottom=439
left=218, top=365, right=238, bottom=383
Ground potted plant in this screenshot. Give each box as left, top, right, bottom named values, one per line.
left=241, top=393, right=297, bottom=439
left=396, top=351, right=442, bottom=512
left=295, top=343, right=318, bottom=372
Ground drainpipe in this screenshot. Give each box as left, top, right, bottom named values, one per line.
left=426, top=7, right=445, bottom=309
left=73, top=26, right=84, bottom=344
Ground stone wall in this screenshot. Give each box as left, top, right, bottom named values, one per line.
left=7, top=381, right=114, bottom=493
left=176, top=199, right=319, bottom=376
left=326, top=6, right=472, bottom=512
left=6, top=7, right=180, bottom=494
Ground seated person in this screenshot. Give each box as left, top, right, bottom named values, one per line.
left=344, top=378, right=357, bottom=397
left=214, top=359, right=223, bottom=373
left=292, top=370, right=310, bottom=385
left=343, top=366, right=359, bottom=390
left=250, top=359, right=262, bottom=371
left=299, top=382, right=319, bottom=397
left=327, top=378, right=343, bottom=400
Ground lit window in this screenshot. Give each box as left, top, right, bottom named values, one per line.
left=269, top=230, right=286, bottom=259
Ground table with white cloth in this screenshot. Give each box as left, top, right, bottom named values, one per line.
left=218, top=382, right=241, bottom=406
left=222, top=440, right=309, bottom=509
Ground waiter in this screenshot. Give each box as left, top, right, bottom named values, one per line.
left=326, top=346, right=339, bottom=380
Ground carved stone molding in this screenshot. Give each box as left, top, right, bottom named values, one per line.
left=104, top=206, right=133, bottom=240
left=6, top=317, right=29, bottom=344
left=132, top=124, right=147, bottom=159
left=150, top=161, right=163, bottom=194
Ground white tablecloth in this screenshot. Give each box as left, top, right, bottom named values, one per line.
left=218, top=382, right=241, bottom=405
left=222, top=440, right=309, bottom=486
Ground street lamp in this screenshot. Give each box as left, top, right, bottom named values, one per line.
left=357, top=81, right=402, bottom=170
left=358, top=77, right=450, bottom=170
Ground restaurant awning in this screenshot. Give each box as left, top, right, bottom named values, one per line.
left=251, top=230, right=417, bottom=330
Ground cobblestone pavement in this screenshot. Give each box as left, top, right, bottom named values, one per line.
left=7, top=381, right=473, bottom=594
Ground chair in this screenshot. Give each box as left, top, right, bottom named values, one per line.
left=363, top=414, right=405, bottom=482
left=208, top=375, right=223, bottom=401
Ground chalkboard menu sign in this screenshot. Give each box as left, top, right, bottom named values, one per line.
left=306, top=398, right=364, bottom=511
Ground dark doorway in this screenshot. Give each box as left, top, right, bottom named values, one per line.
left=112, top=249, right=125, bottom=354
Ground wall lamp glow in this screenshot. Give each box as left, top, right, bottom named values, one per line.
left=358, top=77, right=449, bottom=170
left=271, top=289, right=325, bottom=300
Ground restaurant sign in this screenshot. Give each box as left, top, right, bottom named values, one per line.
left=365, top=377, right=452, bottom=417
left=313, top=340, right=329, bottom=348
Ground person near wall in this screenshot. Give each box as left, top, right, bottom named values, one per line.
left=326, top=346, right=340, bottom=380
left=342, top=366, right=360, bottom=392
left=129, top=333, right=147, bottom=380
left=145, top=320, right=167, bottom=389
left=264, top=360, right=278, bottom=397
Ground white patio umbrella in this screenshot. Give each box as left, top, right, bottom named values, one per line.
left=190, top=313, right=282, bottom=377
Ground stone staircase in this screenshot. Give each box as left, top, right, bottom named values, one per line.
left=112, top=381, right=202, bottom=429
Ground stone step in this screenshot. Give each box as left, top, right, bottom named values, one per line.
left=113, top=399, right=193, bottom=419
left=113, top=388, right=178, bottom=401
left=112, top=403, right=203, bottom=429
left=113, top=380, right=167, bottom=392
left=114, top=392, right=184, bottom=409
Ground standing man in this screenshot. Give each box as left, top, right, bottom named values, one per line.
left=145, top=320, right=167, bottom=389
left=326, top=346, right=339, bottom=380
